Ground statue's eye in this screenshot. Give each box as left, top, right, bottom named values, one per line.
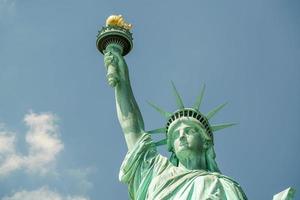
left=172, top=131, right=180, bottom=139
left=188, top=128, right=196, bottom=135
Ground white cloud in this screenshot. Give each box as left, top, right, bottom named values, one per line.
left=0, top=113, right=92, bottom=199
left=0, top=112, right=64, bottom=176
left=0, top=129, right=16, bottom=155
left=23, top=112, right=64, bottom=174
left=0, top=0, right=16, bottom=21
left=2, top=186, right=89, bottom=200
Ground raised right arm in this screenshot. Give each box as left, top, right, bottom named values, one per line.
left=104, top=45, right=145, bottom=150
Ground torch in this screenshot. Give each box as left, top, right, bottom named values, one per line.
left=96, top=15, right=133, bottom=87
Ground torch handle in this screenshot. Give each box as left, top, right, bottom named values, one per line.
left=106, top=64, right=119, bottom=87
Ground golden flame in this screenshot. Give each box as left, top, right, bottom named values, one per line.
left=105, top=15, right=132, bottom=30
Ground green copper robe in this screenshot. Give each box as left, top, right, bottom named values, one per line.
left=119, top=134, right=247, bottom=200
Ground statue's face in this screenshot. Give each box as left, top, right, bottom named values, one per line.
left=169, top=119, right=207, bottom=160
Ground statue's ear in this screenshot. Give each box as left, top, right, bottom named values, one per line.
left=203, top=140, right=211, bottom=150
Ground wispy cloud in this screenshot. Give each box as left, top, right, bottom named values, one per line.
left=0, top=112, right=92, bottom=199
left=2, top=186, right=90, bottom=200
left=0, top=0, right=16, bottom=21
left=67, top=167, right=95, bottom=194
left=0, top=126, right=15, bottom=154
left=0, top=112, right=64, bottom=176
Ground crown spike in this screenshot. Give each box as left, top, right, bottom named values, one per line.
left=148, top=127, right=166, bottom=134
left=147, top=101, right=172, bottom=118
left=155, top=139, right=167, bottom=147
left=193, top=84, right=206, bottom=110
left=211, top=123, right=237, bottom=132
left=206, top=103, right=227, bottom=120
left=171, top=81, right=184, bottom=109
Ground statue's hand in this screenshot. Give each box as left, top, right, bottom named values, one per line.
left=104, top=48, right=128, bottom=87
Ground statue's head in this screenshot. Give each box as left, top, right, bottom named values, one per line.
left=165, top=109, right=219, bottom=172
left=148, top=83, right=235, bottom=172
left=165, top=108, right=213, bottom=150
left=167, top=117, right=211, bottom=160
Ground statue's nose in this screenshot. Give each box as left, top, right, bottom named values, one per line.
left=179, top=130, right=187, bottom=139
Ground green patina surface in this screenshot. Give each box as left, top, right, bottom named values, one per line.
left=97, top=16, right=295, bottom=200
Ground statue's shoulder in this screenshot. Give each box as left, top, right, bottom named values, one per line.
left=206, top=172, right=241, bottom=186
left=201, top=172, right=248, bottom=199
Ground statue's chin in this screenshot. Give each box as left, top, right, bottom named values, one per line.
left=176, top=148, right=193, bottom=160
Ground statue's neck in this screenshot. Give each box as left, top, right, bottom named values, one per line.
left=178, top=153, right=207, bottom=171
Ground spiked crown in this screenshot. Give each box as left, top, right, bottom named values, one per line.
left=148, top=82, right=236, bottom=150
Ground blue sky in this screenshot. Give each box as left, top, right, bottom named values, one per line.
left=0, top=0, right=299, bottom=199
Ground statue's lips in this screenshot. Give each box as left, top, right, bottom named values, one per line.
left=179, top=141, right=188, bottom=146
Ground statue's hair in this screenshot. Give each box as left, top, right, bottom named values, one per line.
left=205, top=146, right=220, bottom=172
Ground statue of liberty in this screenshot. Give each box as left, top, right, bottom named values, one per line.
left=96, top=15, right=295, bottom=200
